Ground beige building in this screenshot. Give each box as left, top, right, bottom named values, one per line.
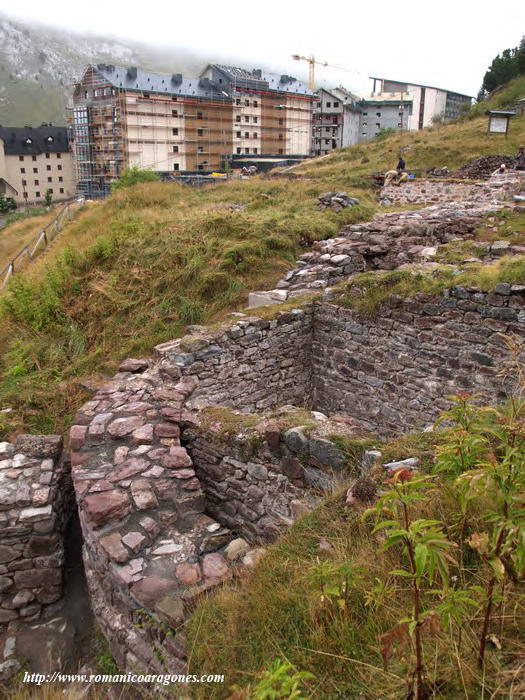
left=69, top=64, right=314, bottom=195
left=0, top=126, right=75, bottom=206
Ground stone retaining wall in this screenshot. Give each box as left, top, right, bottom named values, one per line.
left=380, top=173, right=524, bottom=206
left=68, top=283, right=525, bottom=672
left=0, top=435, right=69, bottom=628
left=312, top=285, right=525, bottom=434
left=154, top=308, right=313, bottom=413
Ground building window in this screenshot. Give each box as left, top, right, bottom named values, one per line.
left=173, top=163, right=179, bottom=171
left=236, top=131, right=241, bottom=138
left=33, top=168, right=38, bottom=173
left=253, top=132, right=258, bottom=138
left=197, top=146, right=204, bottom=153
left=58, top=176, right=63, bottom=182
left=172, top=109, right=178, bottom=117
left=244, top=116, right=249, bottom=122
left=172, top=128, right=178, bottom=135
left=235, top=115, right=241, bottom=122
left=47, top=177, right=52, bottom=182
left=57, top=165, right=62, bottom=170
left=20, top=168, right=25, bottom=174
left=56, top=153, right=61, bottom=159
left=34, top=179, right=39, bottom=185
left=278, top=148, right=283, bottom=155
left=36, top=191, right=41, bottom=198
left=197, top=129, right=203, bottom=136
left=278, top=118, right=284, bottom=125
left=197, top=111, right=203, bottom=119
left=278, top=133, right=283, bottom=140
left=45, top=153, right=50, bottom=159
left=245, top=99, right=249, bottom=106
left=23, top=192, right=28, bottom=199
left=47, top=165, right=51, bottom=171
left=376, top=122, right=380, bottom=127
left=59, top=188, right=64, bottom=194
left=362, top=122, right=367, bottom=126
left=173, top=146, right=179, bottom=153
left=334, top=102, right=339, bottom=107
left=245, top=148, right=249, bottom=154
left=22, top=179, right=27, bottom=186
left=19, top=156, right=24, bottom=162
left=363, top=112, right=368, bottom=116
left=326, top=102, right=331, bottom=107
left=254, top=148, right=258, bottom=154
left=48, top=188, right=53, bottom=194
left=143, top=93, right=150, bottom=98
left=236, top=98, right=241, bottom=105
left=197, top=164, right=204, bottom=171
left=253, top=116, right=258, bottom=123
left=325, top=139, right=329, bottom=145
left=376, top=112, right=381, bottom=117
left=245, top=132, right=249, bottom=138
left=236, top=147, right=241, bottom=154
left=253, top=100, right=258, bottom=107
left=32, top=155, right=37, bottom=161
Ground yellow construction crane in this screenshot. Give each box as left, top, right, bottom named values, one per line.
left=291, top=54, right=356, bottom=90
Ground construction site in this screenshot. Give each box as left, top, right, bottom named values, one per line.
left=67, top=63, right=315, bottom=196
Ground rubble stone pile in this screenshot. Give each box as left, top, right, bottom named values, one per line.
left=453, top=155, right=516, bottom=180
left=258, top=201, right=508, bottom=300
left=317, top=192, right=360, bottom=211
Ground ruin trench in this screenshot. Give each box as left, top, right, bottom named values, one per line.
left=65, top=284, right=525, bottom=674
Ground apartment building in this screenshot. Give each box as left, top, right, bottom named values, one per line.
left=311, top=87, right=411, bottom=155
left=312, top=87, right=361, bottom=156
left=358, top=94, right=412, bottom=142
left=201, top=65, right=314, bottom=158
left=0, top=125, right=75, bottom=205
left=69, top=64, right=314, bottom=195
left=369, top=77, right=472, bottom=128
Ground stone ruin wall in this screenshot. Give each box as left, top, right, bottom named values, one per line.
left=312, top=285, right=525, bottom=435
left=67, top=309, right=316, bottom=674
left=3, top=281, right=525, bottom=676
left=380, top=175, right=524, bottom=206
left=0, top=435, right=70, bottom=630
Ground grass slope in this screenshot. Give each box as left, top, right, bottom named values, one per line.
left=0, top=179, right=374, bottom=437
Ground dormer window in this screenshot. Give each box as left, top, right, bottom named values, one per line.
left=47, top=136, right=54, bottom=143
left=25, top=138, right=33, bottom=145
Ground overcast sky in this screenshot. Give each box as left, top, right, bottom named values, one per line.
left=2, top=0, right=524, bottom=96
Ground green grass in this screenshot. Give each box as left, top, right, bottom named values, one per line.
left=0, top=180, right=375, bottom=438
left=331, top=256, right=525, bottom=318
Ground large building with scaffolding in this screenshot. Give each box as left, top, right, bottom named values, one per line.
left=68, top=63, right=314, bottom=196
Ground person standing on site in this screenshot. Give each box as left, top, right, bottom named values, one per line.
left=397, top=155, right=406, bottom=172
left=516, top=146, right=525, bottom=171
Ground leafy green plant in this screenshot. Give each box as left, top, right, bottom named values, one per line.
left=111, top=165, right=160, bottom=190
left=251, top=658, right=314, bottom=699
left=367, top=472, right=456, bottom=699
left=44, top=189, right=53, bottom=206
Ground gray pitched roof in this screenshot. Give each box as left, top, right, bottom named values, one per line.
left=211, top=64, right=314, bottom=96
left=0, top=125, right=69, bottom=156
left=93, top=64, right=231, bottom=100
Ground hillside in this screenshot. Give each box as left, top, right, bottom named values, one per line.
left=0, top=13, right=204, bottom=125
left=1, top=103, right=525, bottom=440
left=1, top=79, right=525, bottom=699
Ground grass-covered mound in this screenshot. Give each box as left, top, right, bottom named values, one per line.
left=0, top=179, right=375, bottom=437
left=188, top=395, right=525, bottom=699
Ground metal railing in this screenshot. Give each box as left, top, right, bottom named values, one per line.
left=0, top=198, right=85, bottom=290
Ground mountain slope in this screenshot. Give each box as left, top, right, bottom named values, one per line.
left=0, top=13, right=205, bottom=126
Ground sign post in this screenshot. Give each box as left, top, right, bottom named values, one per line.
left=486, top=110, right=516, bottom=138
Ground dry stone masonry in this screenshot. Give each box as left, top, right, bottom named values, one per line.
left=0, top=435, right=69, bottom=630
left=379, top=171, right=525, bottom=207
left=4, top=169, right=525, bottom=680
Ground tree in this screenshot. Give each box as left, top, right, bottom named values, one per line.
left=479, top=36, right=525, bottom=98
left=111, top=165, right=160, bottom=191
left=44, top=189, right=52, bottom=207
